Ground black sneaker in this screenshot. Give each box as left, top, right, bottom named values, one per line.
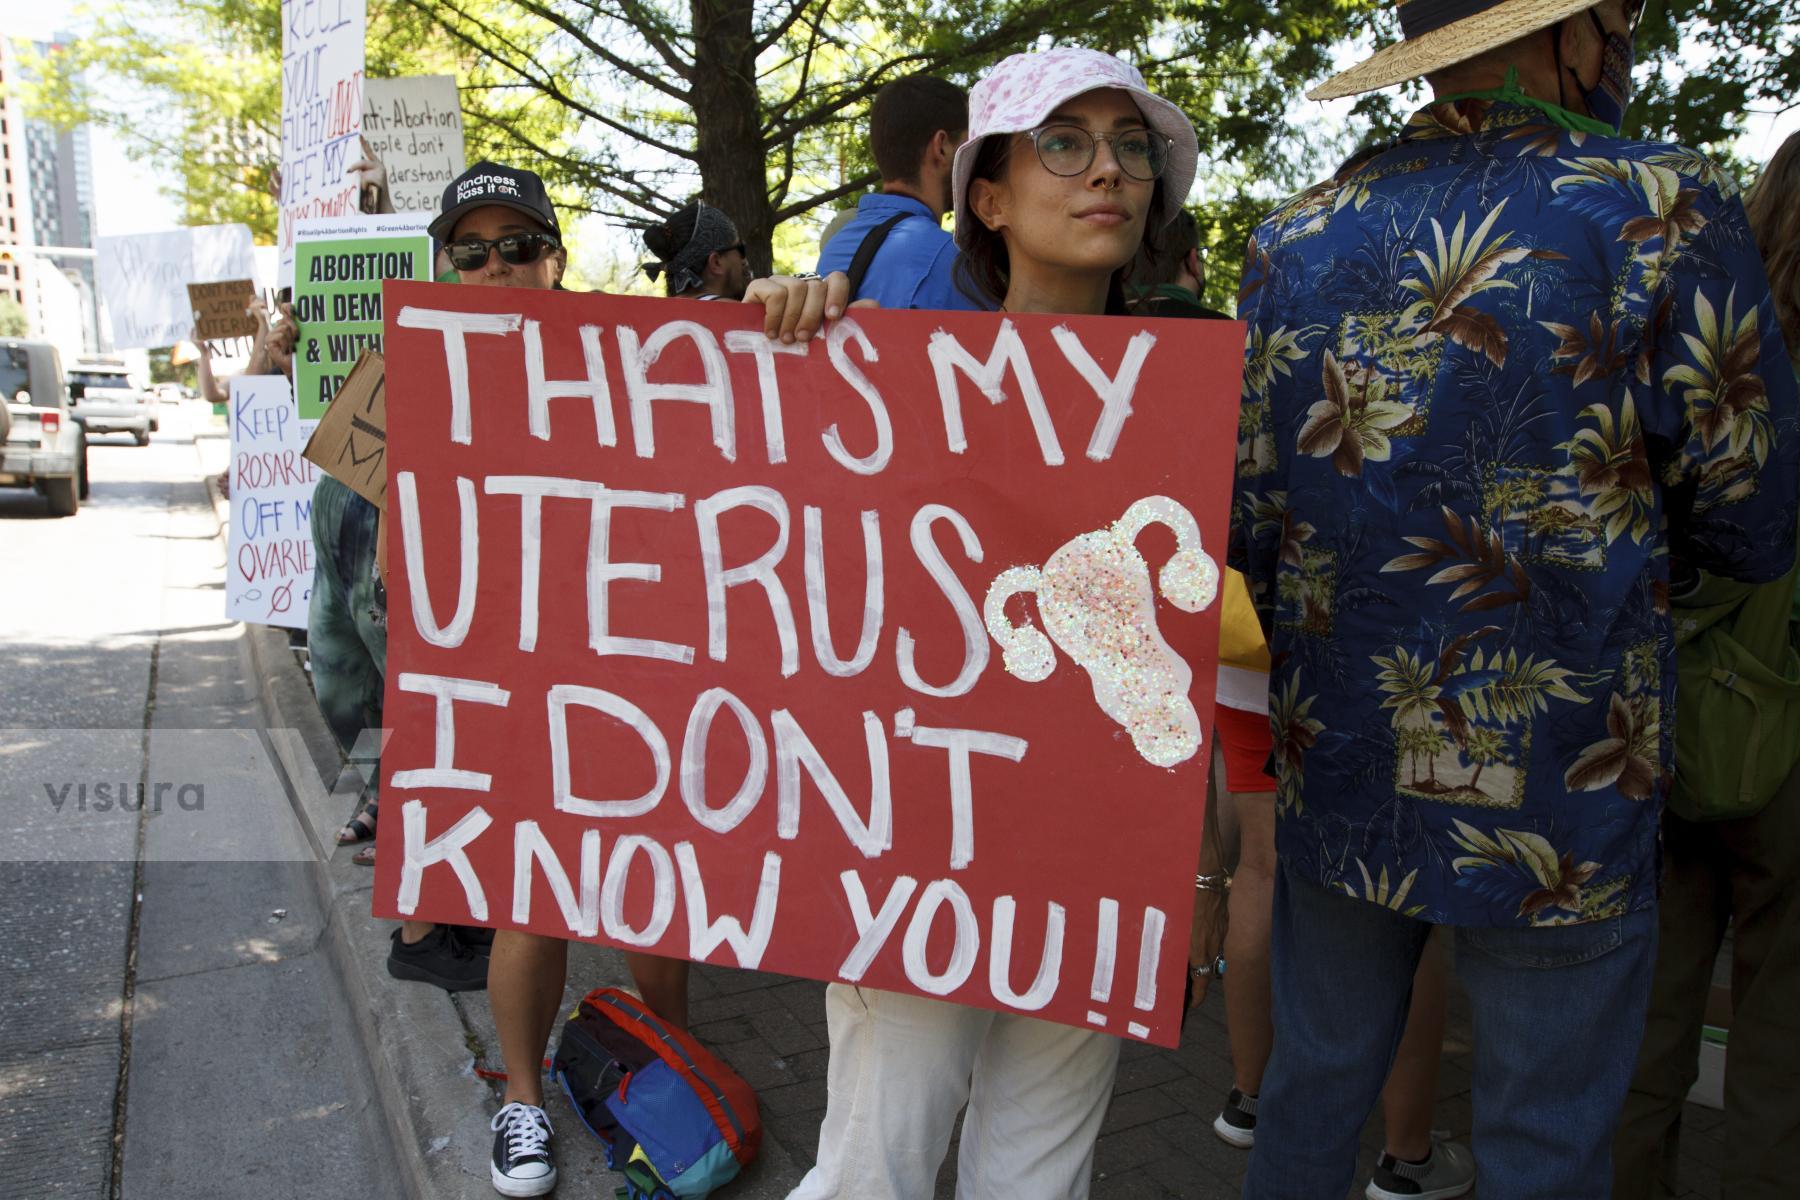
left=455, top=924, right=495, bottom=952
left=1365, top=1136, right=1475, bottom=1200
left=1212, top=1087, right=1257, bottom=1148
left=386, top=925, right=488, bottom=992
left=490, top=1102, right=556, bottom=1197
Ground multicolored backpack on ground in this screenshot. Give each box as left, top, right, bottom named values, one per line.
left=552, top=987, right=761, bottom=1199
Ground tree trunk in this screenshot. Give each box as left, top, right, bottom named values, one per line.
left=690, top=0, right=776, bottom=275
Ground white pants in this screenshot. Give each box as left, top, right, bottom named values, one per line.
left=787, top=984, right=1122, bottom=1200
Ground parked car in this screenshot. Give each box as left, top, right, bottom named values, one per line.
left=68, top=359, right=158, bottom=435
left=151, top=382, right=188, bottom=414
left=1, top=338, right=90, bottom=516
left=76, top=386, right=154, bottom=444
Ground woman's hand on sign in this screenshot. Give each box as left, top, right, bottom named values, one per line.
left=252, top=299, right=299, bottom=381
left=268, top=300, right=299, bottom=359
left=743, top=272, right=875, bottom=345
left=347, top=137, right=394, bottom=215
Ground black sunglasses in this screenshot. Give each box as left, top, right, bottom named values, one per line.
left=446, top=232, right=562, bottom=271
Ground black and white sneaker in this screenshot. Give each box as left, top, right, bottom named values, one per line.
left=1365, top=1136, right=1474, bottom=1200
left=1212, top=1087, right=1257, bottom=1148
left=490, top=1102, right=556, bottom=1197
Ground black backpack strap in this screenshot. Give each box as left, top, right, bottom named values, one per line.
left=845, top=213, right=911, bottom=299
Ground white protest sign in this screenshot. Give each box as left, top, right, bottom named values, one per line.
left=95, top=225, right=256, bottom=351
left=279, top=0, right=368, bottom=288
left=227, top=375, right=319, bottom=630
left=361, top=76, right=465, bottom=213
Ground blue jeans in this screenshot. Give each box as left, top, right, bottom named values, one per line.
left=1244, top=864, right=1658, bottom=1200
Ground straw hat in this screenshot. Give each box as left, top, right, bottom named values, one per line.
left=1309, top=0, right=1602, bottom=100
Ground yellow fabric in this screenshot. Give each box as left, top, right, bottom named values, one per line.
left=1218, top=567, right=1271, bottom=673
left=628, top=1144, right=669, bottom=1183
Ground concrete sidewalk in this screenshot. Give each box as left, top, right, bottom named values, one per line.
left=232, top=553, right=1729, bottom=1199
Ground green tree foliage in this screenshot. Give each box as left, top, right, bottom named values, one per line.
left=1183, top=1, right=1795, bottom=309
left=25, top=0, right=1790, bottom=297
left=0, top=296, right=29, bottom=338
left=1631, top=0, right=1797, bottom=166
left=404, top=0, right=1411, bottom=275
left=22, top=0, right=579, bottom=241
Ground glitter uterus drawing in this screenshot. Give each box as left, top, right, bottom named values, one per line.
left=983, top=497, right=1221, bottom=769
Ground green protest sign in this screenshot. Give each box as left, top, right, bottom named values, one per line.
left=293, top=214, right=431, bottom=419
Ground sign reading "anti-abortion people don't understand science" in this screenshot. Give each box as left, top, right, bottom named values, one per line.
left=371, top=282, right=1244, bottom=1045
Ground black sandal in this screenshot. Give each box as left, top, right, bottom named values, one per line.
left=336, top=801, right=378, bottom=845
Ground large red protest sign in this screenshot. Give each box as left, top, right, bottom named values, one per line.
left=372, top=280, right=1244, bottom=1046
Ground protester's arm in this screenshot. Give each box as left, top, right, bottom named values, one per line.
left=347, top=137, right=395, bottom=215
left=1652, top=200, right=1800, bottom=587
left=244, top=302, right=275, bottom=377
left=253, top=296, right=298, bottom=379
left=192, top=331, right=228, bottom=406
left=743, top=272, right=874, bottom=342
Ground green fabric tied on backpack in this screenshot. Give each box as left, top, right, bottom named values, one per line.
left=1672, top=551, right=1800, bottom=822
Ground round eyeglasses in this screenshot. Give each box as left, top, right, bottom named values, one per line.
left=1025, top=124, right=1172, bottom=182
left=445, top=232, right=562, bottom=272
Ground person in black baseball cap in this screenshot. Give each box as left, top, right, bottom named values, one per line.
left=429, top=161, right=567, bottom=289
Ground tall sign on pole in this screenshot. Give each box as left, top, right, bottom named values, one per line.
left=278, top=0, right=368, bottom=289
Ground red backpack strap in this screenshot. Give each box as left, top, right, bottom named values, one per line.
left=587, top=988, right=762, bottom=1165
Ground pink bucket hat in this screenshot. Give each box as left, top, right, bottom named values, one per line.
left=952, top=47, right=1200, bottom=250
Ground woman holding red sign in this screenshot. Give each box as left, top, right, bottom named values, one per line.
left=420, top=162, right=856, bottom=1198
left=785, top=47, right=1202, bottom=1200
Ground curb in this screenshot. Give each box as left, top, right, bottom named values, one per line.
left=210, top=461, right=492, bottom=1200
left=244, top=619, right=497, bottom=1200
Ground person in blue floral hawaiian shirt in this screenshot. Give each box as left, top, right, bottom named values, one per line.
left=1227, top=3, right=1800, bottom=1199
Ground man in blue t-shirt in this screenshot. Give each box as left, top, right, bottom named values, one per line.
left=815, top=74, right=984, bottom=310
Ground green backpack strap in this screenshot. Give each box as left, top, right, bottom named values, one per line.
left=1708, top=663, right=1784, bottom=806
left=1672, top=543, right=1800, bottom=821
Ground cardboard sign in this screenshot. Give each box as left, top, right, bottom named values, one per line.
left=96, top=225, right=256, bottom=350
left=189, top=279, right=260, bottom=342
left=303, top=349, right=390, bottom=577
left=303, top=349, right=387, bottom=507
left=372, top=282, right=1245, bottom=1046
left=292, top=214, right=431, bottom=420
left=227, top=374, right=319, bottom=630
left=361, top=76, right=466, bottom=213
left=278, top=0, right=367, bottom=287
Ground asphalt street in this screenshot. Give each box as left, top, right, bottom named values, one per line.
left=0, top=401, right=402, bottom=1199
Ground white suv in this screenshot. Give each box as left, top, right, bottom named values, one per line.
left=67, top=360, right=157, bottom=442
left=2, top=339, right=90, bottom=516
left=74, top=385, right=154, bottom=444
